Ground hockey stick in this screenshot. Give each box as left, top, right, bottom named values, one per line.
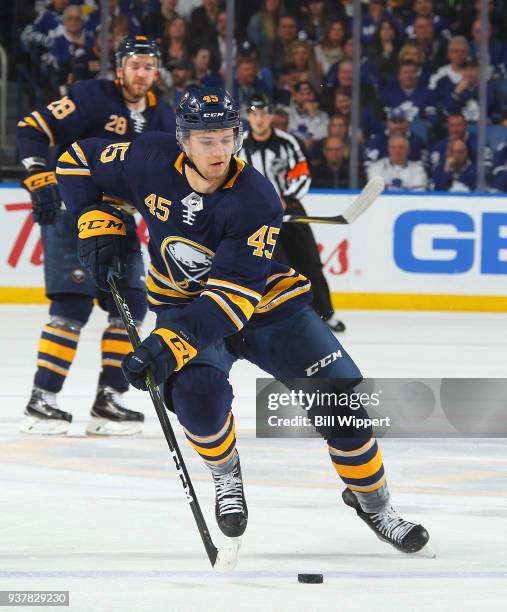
left=107, top=272, right=239, bottom=570
left=283, top=175, right=385, bottom=224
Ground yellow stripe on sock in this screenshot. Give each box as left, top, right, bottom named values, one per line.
left=187, top=427, right=236, bottom=458
left=38, top=339, right=76, bottom=362
left=101, top=339, right=132, bottom=355
left=332, top=448, right=384, bottom=480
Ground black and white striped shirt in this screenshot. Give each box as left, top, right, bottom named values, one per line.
left=238, top=128, right=311, bottom=200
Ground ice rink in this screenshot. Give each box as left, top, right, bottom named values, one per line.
left=1, top=305, right=507, bottom=611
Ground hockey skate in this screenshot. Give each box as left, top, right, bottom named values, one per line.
left=86, top=386, right=144, bottom=436
left=326, top=313, right=346, bottom=332
left=20, top=387, right=72, bottom=435
left=213, top=458, right=248, bottom=537
left=342, top=488, right=430, bottom=553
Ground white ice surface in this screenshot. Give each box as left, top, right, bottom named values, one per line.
left=1, top=306, right=507, bottom=611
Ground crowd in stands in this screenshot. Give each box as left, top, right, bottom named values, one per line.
left=13, top=0, right=507, bottom=192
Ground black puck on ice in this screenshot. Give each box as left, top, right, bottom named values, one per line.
left=298, top=573, right=323, bottom=584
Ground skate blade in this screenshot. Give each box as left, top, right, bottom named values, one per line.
left=415, top=543, right=436, bottom=559
left=85, top=417, right=143, bottom=437
left=214, top=537, right=241, bottom=571
left=20, top=417, right=70, bottom=436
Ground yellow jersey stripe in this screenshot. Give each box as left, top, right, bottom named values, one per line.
left=223, top=157, right=246, bottom=189
left=57, top=151, right=79, bottom=166
left=147, top=275, right=188, bottom=298
left=258, top=274, right=307, bottom=308
left=174, top=152, right=184, bottom=174
left=266, top=268, right=296, bottom=284
left=254, top=283, right=311, bottom=314
left=72, top=142, right=88, bottom=166
left=201, top=291, right=243, bottom=330
left=32, top=111, right=55, bottom=146
left=212, top=289, right=255, bottom=320
left=207, top=278, right=262, bottom=301
left=56, top=167, right=91, bottom=176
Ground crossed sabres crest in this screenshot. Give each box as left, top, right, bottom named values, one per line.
left=160, top=236, right=215, bottom=295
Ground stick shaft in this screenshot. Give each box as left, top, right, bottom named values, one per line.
left=107, top=274, right=218, bottom=567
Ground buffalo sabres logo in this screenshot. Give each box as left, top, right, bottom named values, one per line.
left=161, top=236, right=214, bottom=295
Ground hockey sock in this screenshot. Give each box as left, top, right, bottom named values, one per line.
left=98, top=319, right=134, bottom=393
left=34, top=317, right=81, bottom=393
left=328, top=436, right=390, bottom=512
left=183, top=412, right=238, bottom=475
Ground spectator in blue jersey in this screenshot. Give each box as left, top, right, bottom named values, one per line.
left=140, top=0, right=180, bottom=44
left=367, top=134, right=428, bottom=191
left=46, top=5, right=95, bottom=91
left=412, top=16, right=447, bottom=73
left=380, top=60, right=438, bottom=130
left=431, top=138, right=477, bottom=192
left=429, top=112, right=482, bottom=170
left=85, top=0, right=140, bottom=36
left=469, top=18, right=507, bottom=78
left=397, top=41, right=430, bottom=88
left=443, top=58, right=501, bottom=124
left=363, top=107, right=427, bottom=169
left=491, top=141, right=507, bottom=192
left=404, top=0, right=449, bottom=40
left=288, top=80, right=329, bottom=150
left=428, top=36, right=469, bottom=99
left=21, top=0, right=69, bottom=53
left=361, top=0, right=391, bottom=47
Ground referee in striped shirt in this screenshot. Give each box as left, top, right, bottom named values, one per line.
left=239, top=95, right=345, bottom=332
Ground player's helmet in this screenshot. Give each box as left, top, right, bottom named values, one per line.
left=176, top=86, right=243, bottom=154
left=115, top=35, right=161, bottom=69
left=246, top=94, right=273, bottom=113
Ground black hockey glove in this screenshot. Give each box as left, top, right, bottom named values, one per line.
left=77, top=203, right=130, bottom=292
left=22, top=168, right=61, bottom=225
left=122, top=327, right=198, bottom=390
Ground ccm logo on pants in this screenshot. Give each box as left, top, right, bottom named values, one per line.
left=306, top=351, right=342, bottom=376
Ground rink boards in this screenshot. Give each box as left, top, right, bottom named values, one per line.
left=0, top=184, right=506, bottom=311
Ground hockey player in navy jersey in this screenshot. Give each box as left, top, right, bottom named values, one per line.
left=55, top=86, right=430, bottom=553
left=17, top=36, right=175, bottom=436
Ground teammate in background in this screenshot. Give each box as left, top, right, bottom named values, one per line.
left=239, top=94, right=346, bottom=332
left=17, top=36, right=176, bottom=436
left=55, top=86, right=430, bottom=554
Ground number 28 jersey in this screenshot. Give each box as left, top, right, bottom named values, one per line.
left=56, top=132, right=312, bottom=348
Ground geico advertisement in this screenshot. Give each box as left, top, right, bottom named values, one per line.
left=1, top=186, right=507, bottom=297
left=304, top=192, right=507, bottom=296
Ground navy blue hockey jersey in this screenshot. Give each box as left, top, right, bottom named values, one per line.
left=17, top=78, right=176, bottom=166
left=56, top=133, right=312, bottom=348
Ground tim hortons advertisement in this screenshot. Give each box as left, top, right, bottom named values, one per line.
left=1, top=185, right=507, bottom=310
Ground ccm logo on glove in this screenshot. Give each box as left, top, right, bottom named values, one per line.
left=78, top=210, right=127, bottom=238
left=23, top=171, right=57, bottom=192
